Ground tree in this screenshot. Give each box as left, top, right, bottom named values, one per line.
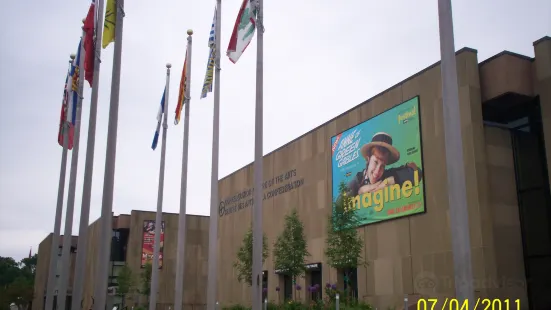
left=0, top=254, right=38, bottom=310
left=325, top=182, right=365, bottom=298
left=19, top=255, right=37, bottom=279
left=272, top=208, right=310, bottom=297
left=233, top=226, right=269, bottom=286
left=117, top=265, right=135, bottom=309
left=0, top=257, right=20, bottom=288
left=6, top=277, right=33, bottom=310
left=139, top=262, right=152, bottom=306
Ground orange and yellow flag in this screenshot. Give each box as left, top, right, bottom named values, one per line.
left=174, top=51, right=188, bottom=125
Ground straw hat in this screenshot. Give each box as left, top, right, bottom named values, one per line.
left=360, top=132, right=400, bottom=165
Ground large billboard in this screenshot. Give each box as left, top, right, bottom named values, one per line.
left=141, top=220, right=165, bottom=268
left=331, top=96, right=425, bottom=226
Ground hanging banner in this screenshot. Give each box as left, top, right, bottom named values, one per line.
left=141, top=220, right=165, bottom=268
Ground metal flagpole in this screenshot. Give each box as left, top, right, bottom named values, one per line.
left=71, top=0, right=105, bottom=308
left=252, top=0, right=264, bottom=309
left=206, top=2, right=221, bottom=309
left=174, top=29, right=194, bottom=310
left=148, top=63, right=172, bottom=310
left=58, top=24, right=86, bottom=310
left=437, top=0, right=474, bottom=305
left=45, top=55, right=74, bottom=310
left=93, top=0, right=125, bottom=308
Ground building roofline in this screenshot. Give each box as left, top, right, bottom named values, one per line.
left=219, top=47, right=478, bottom=182
left=131, top=210, right=209, bottom=218
left=533, top=36, right=551, bottom=46
left=479, top=50, right=534, bottom=67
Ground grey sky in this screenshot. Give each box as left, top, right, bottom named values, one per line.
left=0, top=0, right=549, bottom=261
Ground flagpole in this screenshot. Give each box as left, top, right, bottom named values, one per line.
left=206, top=2, right=221, bottom=309
left=148, top=63, right=172, bottom=310
left=93, top=0, right=125, bottom=308
left=71, top=0, right=105, bottom=308
left=58, top=25, right=86, bottom=310
left=252, top=0, right=264, bottom=308
left=45, top=55, right=74, bottom=310
left=174, top=30, right=193, bottom=310
left=437, top=0, right=474, bottom=305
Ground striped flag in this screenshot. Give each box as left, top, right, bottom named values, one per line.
left=152, top=88, right=166, bottom=150
left=57, top=71, right=75, bottom=149
left=174, top=50, right=188, bottom=125
left=68, top=39, right=82, bottom=125
left=201, top=7, right=217, bottom=99
left=227, top=0, right=257, bottom=63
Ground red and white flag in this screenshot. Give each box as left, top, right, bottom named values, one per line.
left=226, top=0, right=256, bottom=64
left=57, top=73, right=75, bottom=150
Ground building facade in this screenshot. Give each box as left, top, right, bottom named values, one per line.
left=215, top=36, right=551, bottom=310
left=34, top=211, right=209, bottom=310
left=34, top=235, right=78, bottom=310
left=34, top=36, right=551, bottom=310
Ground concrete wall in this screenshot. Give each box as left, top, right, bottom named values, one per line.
left=33, top=234, right=52, bottom=310
left=33, top=235, right=78, bottom=310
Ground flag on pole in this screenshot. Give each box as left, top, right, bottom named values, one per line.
left=83, top=0, right=96, bottom=86
left=152, top=88, right=166, bottom=150
left=227, top=0, right=257, bottom=63
left=57, top=72, right=75, bottom=150
left=102, top=0, right=117, bottom=49
left=68, top=39, right=83, bottom=126
left=200, top=7, right=217, bottom=99
left=174, top=51, right=188, bottom=125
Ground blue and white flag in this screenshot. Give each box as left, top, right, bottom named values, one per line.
left=67, top=39, right=82, bottom=125
left=200, top=6, right=216, bottom=99
left=208, top=6, right=216, bottom=47
left=151, top=88, right=166, bottom=150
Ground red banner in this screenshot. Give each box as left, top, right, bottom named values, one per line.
left=141, top=220, right=165, bottom=268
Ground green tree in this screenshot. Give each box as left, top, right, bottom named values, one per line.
left=0, top=257, right=21, bottom=288
left=325, top=182, right=366, bottom=298
left=19, top=255, right=37, bottom=279
left=6, top=276, right=33, bottom=310
left=117, top=265, right=135, bottom=309
left=139, top=262, right=152, bottom=306
left=0, top=254, right=38, bottom=310
left=233, top=226, right=269, bottom=286
left=272, top=208, right=310, bottom=298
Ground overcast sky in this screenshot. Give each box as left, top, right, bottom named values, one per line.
left=0, top=0, right=549, bottom=261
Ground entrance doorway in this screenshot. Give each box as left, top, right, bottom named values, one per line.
left=262, top=271, right=268, bottom=302
left=509, top=100, right=551, bottom=310
left=283, top=275, right=292, bottom=301
left=342, top=268, right=358, bottom=300
left=305, top=263, right=322, bottom=301
left=484, top=95, right=551, bottom=309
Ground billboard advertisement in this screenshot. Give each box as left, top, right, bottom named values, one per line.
left=141, top=220, right=165, bottom=268
left=331, top=96, right=425, bottom=226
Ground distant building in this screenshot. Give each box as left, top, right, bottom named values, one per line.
left=34, top=211, right=209, bottom=310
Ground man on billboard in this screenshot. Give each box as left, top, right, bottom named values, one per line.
left=346, top=132, right=422, bottom=197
